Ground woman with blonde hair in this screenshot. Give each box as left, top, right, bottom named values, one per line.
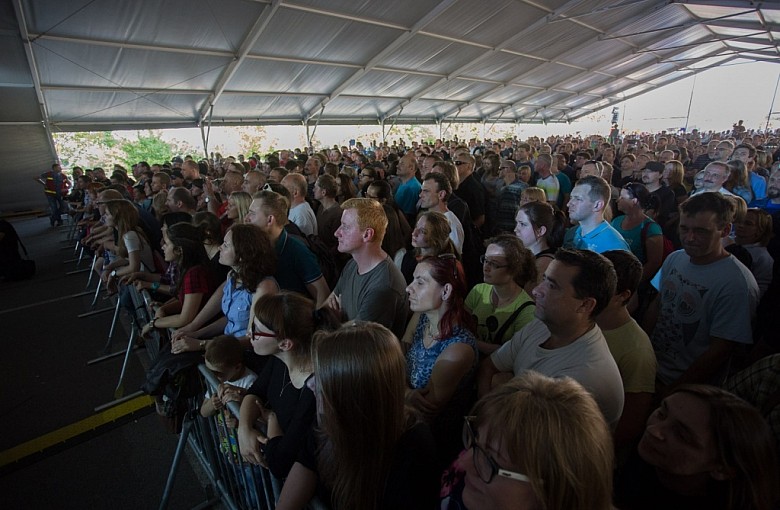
left=441, top=371, right=614, bottom=510
left=100, top=199, right=156, bottom=281
left=663, top=160, right=688, bottom=202
left=225, top=191, right=252, bottom=225
left=277, top=322, right=439, bottom=510
left=725, top=159, right=753, bottom=204
left=734, top=208, right=774, bottom=298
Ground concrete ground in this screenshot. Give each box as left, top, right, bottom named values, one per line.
left=0, top=216, right=215, bottom=509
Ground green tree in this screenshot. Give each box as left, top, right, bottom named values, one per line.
left=238, top=126, right=269, bottom=156
left=120, top=131, right=173, bottom=167
left=54, top=131, right=121, bottom=168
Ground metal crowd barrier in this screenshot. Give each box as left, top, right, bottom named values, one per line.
left=158, top=365, right=282, bottom=510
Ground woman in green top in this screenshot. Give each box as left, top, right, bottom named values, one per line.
left=465, top=234, right=537, bottom=355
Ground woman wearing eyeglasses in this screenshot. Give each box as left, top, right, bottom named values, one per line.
left=402, top=255, right=478, bottom=467
left=440, top=371, right=614, bottom=510
left=238, top=291, right=340, bottom=478
left=465, top=234, right=537, bottom=356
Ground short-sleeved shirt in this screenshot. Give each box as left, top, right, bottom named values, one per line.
left=274, top=229, right=323, bottom=296
left=610, top=217, right=662, bottom=263
left=177, top=264, right=216, bottom=309
left=495, top=180, right=527, bottom=233
left=491, top=319, right=624, bottom=426
left=465, top=284, right=535, bottom=345
left=536, top=174, right=560, bottom=203
left=453, top=173, right=486, bottom=223
left=221, top=274, right=254, bottom=337
left=333, top=256, right=409, bottom=338
left=650, top=251, right=759, bottom=385
left=555, top=172, right=572, bottom=209
left=563, top=220, right=630, bottom=253
left=123, top=230, right=156, bottom=271
left=603, top=319, right=657, bottom=393
left=394, top=177, right=422, bottom=216
left=288, top=201, right=318, bottom=237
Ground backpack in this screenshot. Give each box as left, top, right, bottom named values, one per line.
left=0, top=219, right=36, bottom=281
left=641, top=220, right=674, bottom=262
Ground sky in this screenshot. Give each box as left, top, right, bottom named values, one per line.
left=114, top=61, right=780, bottom=154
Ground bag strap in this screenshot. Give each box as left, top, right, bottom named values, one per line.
left=493, top=300, right=535, bottom=345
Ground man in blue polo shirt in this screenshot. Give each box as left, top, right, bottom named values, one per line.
left=564, top=175, right=629, bottom=253
left=394, top=152, right=421, bottom=225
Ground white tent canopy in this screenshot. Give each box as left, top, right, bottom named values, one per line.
left=2, top=0, right=779, bottom=211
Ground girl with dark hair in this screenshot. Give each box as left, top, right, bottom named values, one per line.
left=514, top=201, right=566, bottom=289
left=193, top=211, right=229, bottom=282
left=238, top=292, right=340, bottom=479
left=612, top=182, right=663, bottom=284
left=170, top=223, right=278, bottom=353
left=336, top=173, right=357, bottom=203
left=276, top=322, right=439, bottom=510
left=465, top=234, right=537, bottom=354
left=402, top=255, right=478, bottom=465
left=399, top=211, right=459, bottom=284
left=140, top=222, right=217, bottom=336
left=615, top=385, right=780, bottom=510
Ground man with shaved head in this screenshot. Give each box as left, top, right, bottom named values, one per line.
left=394, top=152, right=421, bottom=225
left=281, top=173, right=317, bottom=236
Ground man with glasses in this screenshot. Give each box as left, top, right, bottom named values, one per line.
left=691, top=161, right=735, bottom=197
left=476, top=248, right=624, bottom=428
left=495, top=160, right=527, bottom=233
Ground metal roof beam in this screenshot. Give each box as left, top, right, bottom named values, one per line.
left=381, top=0, right=606, bottom=120
left=565, top=55, right=740, bottom=120
left=672, top=0, right=778, bottom=9
left=12, top=0, right=57, bottom=160
left=302, top=0, right=459, bottom=122
left=197, top=0, right=281, bottom=124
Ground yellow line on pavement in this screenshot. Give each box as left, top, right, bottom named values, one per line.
left=0, top=394, right=154, bottom=468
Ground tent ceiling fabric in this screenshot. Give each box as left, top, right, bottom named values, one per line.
left=6, top=0, right=780, bottom=133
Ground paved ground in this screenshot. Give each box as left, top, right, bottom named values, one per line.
left=0, top=216, right=213, bottom=509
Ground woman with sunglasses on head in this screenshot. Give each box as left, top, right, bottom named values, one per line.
left=402, top=254, right=478, bottom=467
left=440, top=371, right=614, bottom=510
left=465, top=234, right=537, bottom=356
left=276, top=322, right=439, bottom=510
left=238, top=292, right=340, bottom=479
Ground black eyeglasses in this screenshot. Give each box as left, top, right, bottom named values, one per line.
left=462, top=416, right=532, bottom=484
left=480, top=255, right=509, bottom=269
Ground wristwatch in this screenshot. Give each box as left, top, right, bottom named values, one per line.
left=110, top=269, right=117, bottom=277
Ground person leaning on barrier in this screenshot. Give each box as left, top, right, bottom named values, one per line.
left=170, top=223, right=278, bottom=353
left=200, top=335, right=258, bottom=430
left=277, top=322, right=439, bottom=510
left=239, top=292, right=340, bottom=479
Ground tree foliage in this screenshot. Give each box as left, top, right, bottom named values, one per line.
left=119, top=131, right=173, bottom=167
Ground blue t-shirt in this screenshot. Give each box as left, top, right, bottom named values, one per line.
left=395, top=177, right=422, bottom=216
left=610, top=216, right=662, bottom=263
left=563, top=221, right=630, bottom=253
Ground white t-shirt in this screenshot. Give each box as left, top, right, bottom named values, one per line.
left=443, top=209, right=464, bottom=254
left=491, top=319, right=624, bottom=427
left=536, top=174, right=560, bottom=203
left=289, top=202, right=318, bottom=237
left=124, top=230, right=156, bottom=271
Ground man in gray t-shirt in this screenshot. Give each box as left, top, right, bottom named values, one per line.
left=327, top=198, right=408, bottom=338
left=477, top=248, right=624, bottom=427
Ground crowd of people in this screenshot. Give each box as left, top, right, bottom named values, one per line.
left=49, top=125, right=780, bottom=510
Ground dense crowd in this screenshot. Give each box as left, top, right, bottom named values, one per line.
left=39, top=124, right=780, bottom=510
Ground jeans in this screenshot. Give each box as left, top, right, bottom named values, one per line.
left=46, top=194, right=64, bottom=225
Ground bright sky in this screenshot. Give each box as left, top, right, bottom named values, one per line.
left=126, top=61, right=780, bottom=154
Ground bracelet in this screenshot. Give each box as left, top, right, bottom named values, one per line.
left=150, top=318, right=157, bottom=329
left=151, top=281, right=160, bottom=291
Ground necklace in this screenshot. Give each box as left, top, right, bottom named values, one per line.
left=279, top=365, right=294, bottom=397
left=424, top=316, right=440, bottom=347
